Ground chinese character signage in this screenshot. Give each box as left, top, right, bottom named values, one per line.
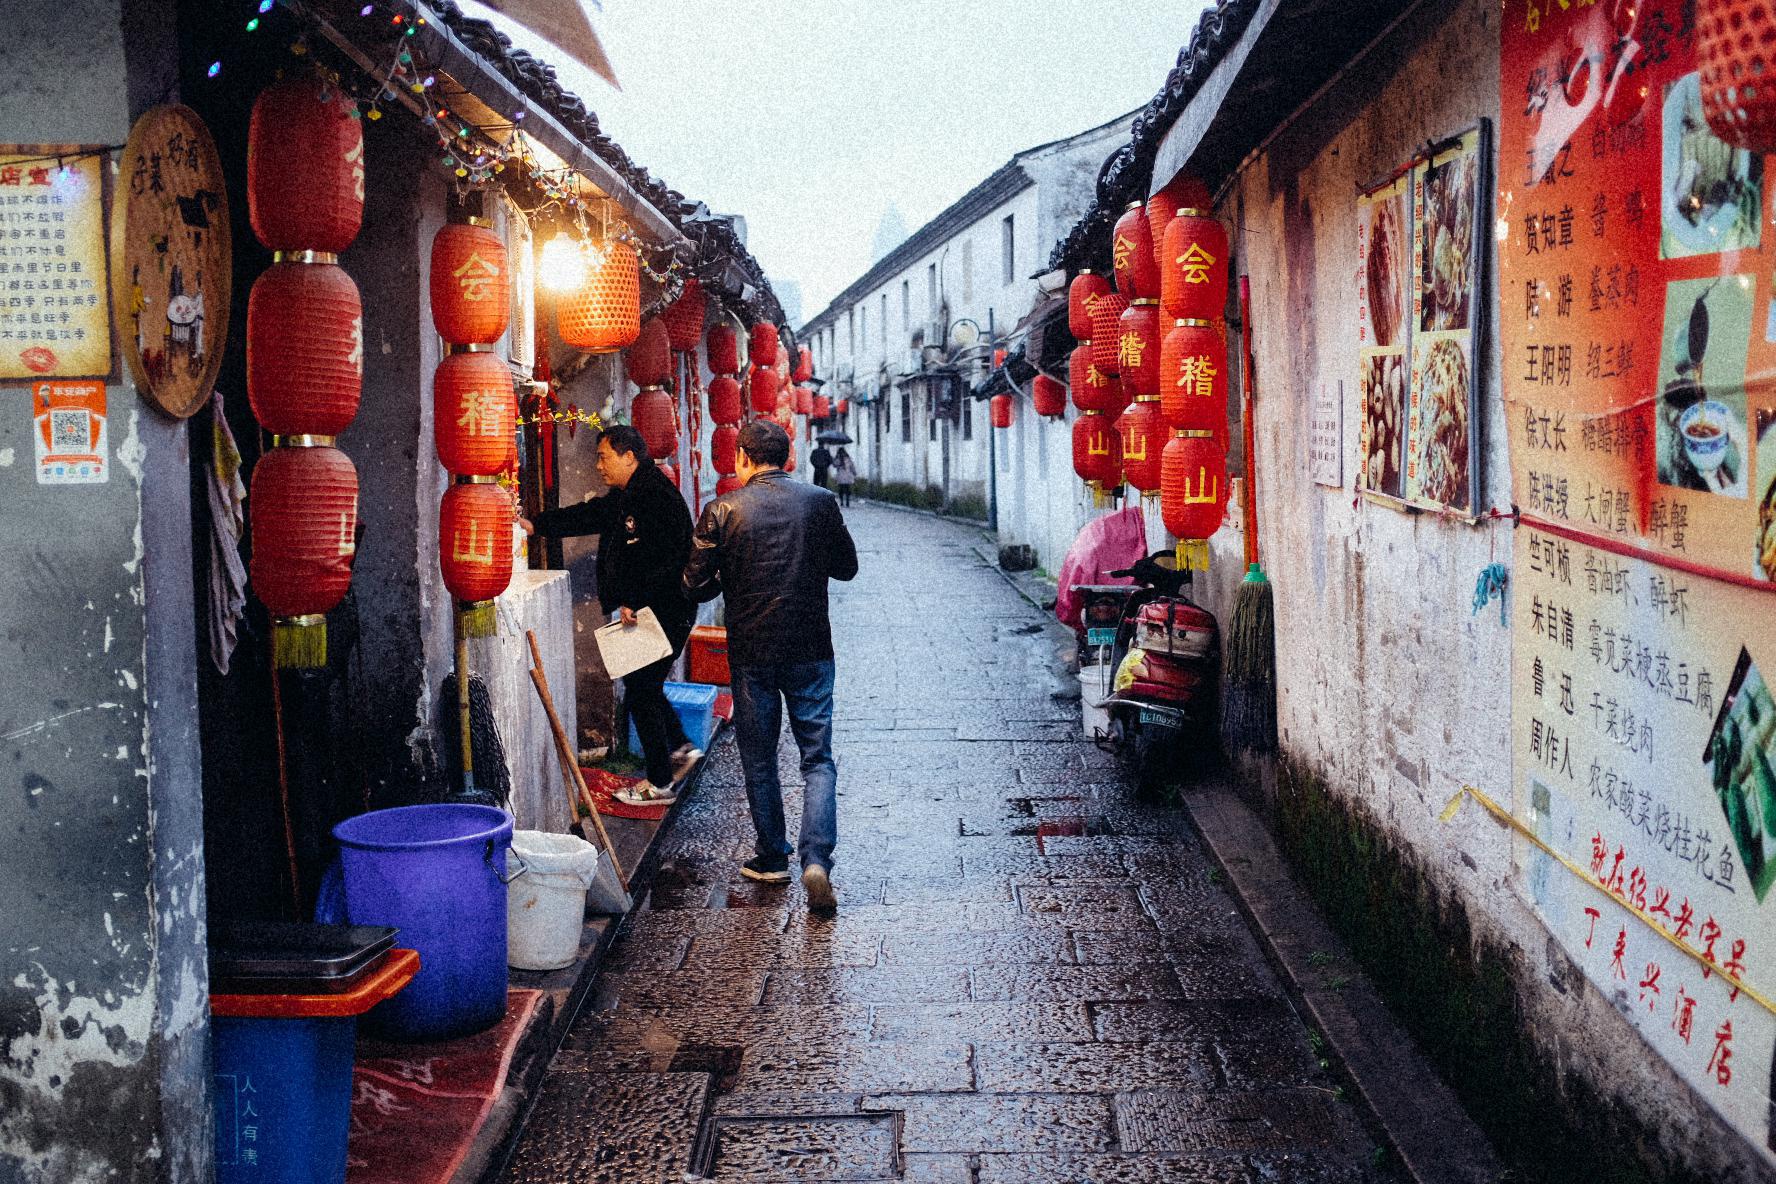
left=0, top=147, right=111, bottom=380
left=1310, top=380, right=1343, bottom=488
left=112, top=105, right=230, bottom=419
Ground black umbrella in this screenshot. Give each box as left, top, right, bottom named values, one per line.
left=816, top=431, right=853, bottom=444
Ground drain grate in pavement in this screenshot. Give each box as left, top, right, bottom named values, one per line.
left=692, top=1110, right=902, bottom=1180
left=1114, top=1088, right=1354, bottom=1155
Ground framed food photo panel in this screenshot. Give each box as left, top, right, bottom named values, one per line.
left=1357, top=170, right=1412, bottom=501
left=1405, top=121, right=1490, bottom=518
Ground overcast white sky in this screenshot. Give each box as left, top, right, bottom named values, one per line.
left=468, top=1, right=1210, bottom=323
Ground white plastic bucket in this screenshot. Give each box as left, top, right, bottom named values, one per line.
left=1079, top=663, right=1113, bottom=741
left=506, top=830, right=601, bottom=971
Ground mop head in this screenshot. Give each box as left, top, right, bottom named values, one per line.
left=438, top=672, right=512, bottom=808
left=1223, top=563, right=1277, bottom=753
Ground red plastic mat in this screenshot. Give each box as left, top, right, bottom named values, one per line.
left=346, top=988, right=541, bottom=1184
left=581, top=766, right=669, bottom=820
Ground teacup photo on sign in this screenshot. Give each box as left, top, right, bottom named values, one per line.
left=1656, top=275, right=1750, bottom=499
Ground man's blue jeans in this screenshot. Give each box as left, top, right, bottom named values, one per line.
left=730, top=659, right=837, bottom=872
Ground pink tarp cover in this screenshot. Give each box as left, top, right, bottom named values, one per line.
left=1053, top=505, right=1149, bottom=631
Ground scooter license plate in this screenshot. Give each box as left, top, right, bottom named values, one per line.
left=1086, top=627, right=1117, bottom=646
left=1139, top=709, right=1181, bottom=730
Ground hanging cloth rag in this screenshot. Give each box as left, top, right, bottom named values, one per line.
left=1472, top=562, right=1509, bottom=626
left=207, top=391, right=249, bottom=675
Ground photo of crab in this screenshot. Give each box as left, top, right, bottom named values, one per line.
left=1655, top=276, right=1750, bottom=499
left=1418, top=146, right=1477, bottom=333
left=1662, top=71, right=1764, bottom=259
left=1360, top=350, right=1407, bottom=499
left=1703, top=648, right=1776, bottom=902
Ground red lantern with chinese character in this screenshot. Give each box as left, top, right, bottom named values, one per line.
left=1116, top=299, right=1162, bottom=399
left=749, top=323, right=779, bottom=367
left=1032, top=373, right=1067, bottom=418
left=750, top=367, right=778, bottom=415
left=632, top=386, right=678, bottom=460
left=1147, top=173, right=1210, bottom=276
left=1161, top=206, right=1228, bottom=322
left=1112, top=202, right=1160, bottom=299
left=813, top=395, right=831, bottom=420
left=248, top=75, right=365, bottom=255
left=434, top=350, right=516, bottom=476
left=1162, top=432, right=1228, bottom=570
left=663, top=277, right=705, bottom=352
left=439, top=480, right=514, bottom=605
left=249, top=443, right=359, bottom=668
left=1072, top=409, right=1121, bottom=490
left=709, top=375, right=743, bottom=424
left=794, top=345, right=813, bottom=382
left=1699, top=4, right=1776, bottom=151
left=1068, top=270, right=1110, bottom=340
left=1088, top=289, right=1132, bottom=375
left=558, top=241, right=640, bottom=353
left=430, top=221, right=509, bottom=345
left=1160, top=318, right=1228, bottom=441
left=711, top=424, right=739, bottom=474
left=626, top=316, right=671, bottom=386
left=1117, top=397, right=1165, bottom=496
left=716, top=473, right=744, bottom=496
left=247, top=260, right=362, bottom=437
left=708, top=322, right=740, bottom=374
left=1069, top=344, right=1126, bottom=415
left=990, top=393, right=1014, bottom=429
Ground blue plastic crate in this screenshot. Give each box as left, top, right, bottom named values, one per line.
left=627, top=679, right=720, bottom=756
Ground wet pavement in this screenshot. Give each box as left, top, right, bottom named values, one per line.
left=503, top=505, right=1395, bottom=1183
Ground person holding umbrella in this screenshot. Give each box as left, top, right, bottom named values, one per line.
left=809, top=441, right=833, bottom=488
left=832, top=447, right=856, bottom=507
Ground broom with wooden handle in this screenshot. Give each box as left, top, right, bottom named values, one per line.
left=1223, top=275, right=1277, bottom=752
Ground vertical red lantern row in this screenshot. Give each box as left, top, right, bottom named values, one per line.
left=707, top=320, right=744, bottom=485
left=665, top=280, right=706, bottom=508
left=431, top=218, right=515, bottom=635
left=245, top=75, right=367, bottom=668
left=1156, top=184, right=1231, bottom=570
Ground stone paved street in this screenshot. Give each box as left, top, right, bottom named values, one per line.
left=505, top=505, right=1395, bottom=1183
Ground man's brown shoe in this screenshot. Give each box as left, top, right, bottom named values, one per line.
left=802, top=863, right=837, bottom=912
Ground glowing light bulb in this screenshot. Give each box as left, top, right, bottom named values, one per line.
left=539, top=233, right=587, bottom=292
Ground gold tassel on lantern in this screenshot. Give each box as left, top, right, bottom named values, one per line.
left=458, top=600, right=498, bottom=639
left=1174, top=540, right=1211, bottom=571
left=273, top=614, right=329, bottom=669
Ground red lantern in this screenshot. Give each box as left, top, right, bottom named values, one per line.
left=663, top=277, right=705, bottom=352
left=1147, top=173, right=1211, bottom=277
left=1116, top=299, right=1162, bottom=399
left=247, top=260, right=362, bottom=438
left=1117, top=398, right=1165, bottom=496
left=1112, top=202, right=1160, bottom=300
left=249, top=444, right=358, bottom=667
left=814, top=395, right=832, bottom=419
left=439, top=481, right=514, bottom=604
left=1032, top=373, right=1067, bottom=418
left=990, top=393, right=1014, bottom=429
left=749, top=323, right=779, bottom=367
left=711, top=424, right=739, bottom=474
left=1088, top=289, right=1132, bottom=376
left=750, top=367, right=779, bottom=415
left=1069, top=344, right=1121, bottom=414
left=558, top=241, right=640, bottom=353
left=794, top=345, right=813, bottom=383
left=708, top=322, right=740, bottom=374
left=1161, top=432, right=1228, bottom=570
left=1160, top=318, right=1228, bottom=440
left=796, top=386, right=814, bottom=417
left=838, top=399, right=850, bottom=416
left=1068, top=270, right=1110, bottom=340
left=429, top=221, right=509, bottom=345
left=626, top=316, right=671, bottom=386
left=434, top=351, right=516, bottom=476
left=716, top=474, right=744, bottom=496
left=1700, top=3, right=1776, bottom=151
left=1161, top=207, right=1229, bottom=322
left=709, top=375, right=743, bottom=425
left=248, top=75, right=364, bottom=254
left=1072, top=410, right=1121, bottom=490
left=632, top=386, right=678, bottom=460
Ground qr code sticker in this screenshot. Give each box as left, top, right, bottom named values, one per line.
left=51, top=409, right=90, bottom=452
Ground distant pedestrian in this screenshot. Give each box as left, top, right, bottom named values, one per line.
left=683, top=421, right=858, bottom=910
left=832, top=448, right=856, bottom=507
left=809, top=442, right=833, bottom=488
left=523, top=425, right=700, bottom=805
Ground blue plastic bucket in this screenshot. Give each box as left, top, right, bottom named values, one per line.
left=331, top=804, right=512, bottom=1041
left=212, top=1014, right=355, bottom=1183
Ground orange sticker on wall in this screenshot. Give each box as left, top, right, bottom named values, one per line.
left=32, top=379, right=106, bottom=484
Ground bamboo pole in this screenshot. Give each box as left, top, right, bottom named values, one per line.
left=527, top=630, right=628, bottom=890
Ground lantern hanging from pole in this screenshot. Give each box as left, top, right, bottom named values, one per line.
left=626, top=316, right=671, bottom=386
left=433, top=350, right=516, bottom=476
left=663, top=277, right=706, bottom=352
left=429, top=221, right=510, bottom=345
left=1161, top=206, right=1229, bottom=322
left=1161, top=431, right=1228, bottom=570
left=708, top=322, right=740, bottom=374
left=716, top=473, right=744, bottom=496
left=1117, top=299, right=1162, bottom=399
left=1160, top=318, right=1228, bottom=443
left=813, top=394, right=831, bottom=420
left=249, top=443, right=359, bottom=668
left=1069, top=344, right=1119, bottom=414
left=558, top=240, right=641, bottom=353
left=749, top=323, right=779, bottom=368
left=1032, top=373, right=1067, bottom=418
left=632, top=386, right=679, bottom=459
left=794, top=345, right=813, bottom=383
left=709, top=375, right=743, bottom=425
left=990, top=393, right=1014, bottom=429
left=796, top=386, right=814, bottom=417
left=440, top=480, right=514, bottom=630
left=749, top=367, right=778, bottom=416
left=838, top=398, right=850, bottom=416
left=1068, top=270, right=1110, bottom=340
left=1147, top=173, right=1211, bottom=277
left=711, top=423, right=739, bottom=474
left=1072, top=409, right=1121, bottom=494
left=1112, top=202, right=1160, bottom=300
left=1117, top=397, right=1165, bottom=496
left=248, top=74, right=365, bottom=255
left=247, top=259, right=363, bottom=438
left=1088, top=290, right=1132, bottom=376
left=1699, top=4, right=1776, bottom=152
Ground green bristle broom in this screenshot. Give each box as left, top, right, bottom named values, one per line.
left=1223, top=276, right=1276, bottom=752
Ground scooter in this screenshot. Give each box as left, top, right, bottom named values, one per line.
left=1071, top=551, right=1219, bottom=795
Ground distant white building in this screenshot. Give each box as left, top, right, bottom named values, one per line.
left=800, top=111, right=1135, bottom=564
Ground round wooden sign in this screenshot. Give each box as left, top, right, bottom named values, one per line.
left=111, top=104, right=231, bottom=419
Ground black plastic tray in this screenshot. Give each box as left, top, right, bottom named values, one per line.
left=209, top=920, right=397, bottom=989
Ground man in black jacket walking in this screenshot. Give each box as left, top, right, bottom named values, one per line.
left=684, top=421, right=858, bottom=910
left=523, top=425, right=698, bottom=805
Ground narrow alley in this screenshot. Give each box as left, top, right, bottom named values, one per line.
left=504, top=505, right=1388, bottom=1183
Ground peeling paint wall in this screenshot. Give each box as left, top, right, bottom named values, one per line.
left=0, top=2, right=210, bottom=1180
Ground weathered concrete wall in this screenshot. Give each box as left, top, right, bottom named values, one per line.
left=1217, top=0, right=1770, bottom=1177
left=0, top=1, right=210, bottom=1179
